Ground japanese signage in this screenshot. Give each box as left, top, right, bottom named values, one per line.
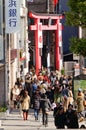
left=5, top=0, right=20, bottom=33
left=38, top=23, right=43, bottom=48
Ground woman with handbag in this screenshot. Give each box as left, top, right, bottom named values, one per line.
left=40, top=94, right=51, bottom=127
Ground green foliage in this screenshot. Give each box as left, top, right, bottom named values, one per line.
left=66, top=0, right=86, bottom=28
left=61, top=68, right=65, bottom=75
left=70, top=37, right=86, bottom=57
left=66, top=0, right=86, bottom=57
left=0, top=106, right=7, bottom=112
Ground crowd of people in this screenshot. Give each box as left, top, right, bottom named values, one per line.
left=10, top=67, right=86, bottom=128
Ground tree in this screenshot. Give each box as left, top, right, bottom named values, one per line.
left=66, top=0, right=86, bottom=57
left=69, top=37, right=86, bottom=57
left=66, top=0, right=86, bottom=28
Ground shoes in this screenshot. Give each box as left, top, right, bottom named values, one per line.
left=35, top=117, right=38, bottom=121
left=45, top=124, right=48, bottom=127
left=42, top=123, right=48, bottom=127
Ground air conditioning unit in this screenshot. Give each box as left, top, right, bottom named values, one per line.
left=20, top=7, right=26, bottom=17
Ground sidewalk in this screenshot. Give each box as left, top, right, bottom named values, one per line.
left=0, top=108, right=86, bottom=130
left=0, top=108, right=56, bottom=130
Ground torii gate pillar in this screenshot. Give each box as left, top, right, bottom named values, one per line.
left=34, top=19, right=42, bottom=75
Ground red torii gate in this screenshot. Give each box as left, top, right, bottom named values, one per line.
left=29, top=11, right=63, bottom=75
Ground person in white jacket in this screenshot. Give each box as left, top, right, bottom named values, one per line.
left=12, top=84, right=20, bottom=109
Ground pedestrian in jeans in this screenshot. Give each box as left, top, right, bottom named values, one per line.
left=40, top=94, right=51, bottom=127
left=33, top=90, right=41, bottom=120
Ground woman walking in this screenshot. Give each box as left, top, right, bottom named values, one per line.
left=11, top=84, right=20, bottom=109
left=40, top=94, right=51, bottom=127
left=76, top=88, right=85, bottom=121
left=21, top=90, right=30, bottom=120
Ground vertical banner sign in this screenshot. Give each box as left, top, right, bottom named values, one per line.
left=0, top=0, right=2, bottom=34
left=5, top=0, right=20, bottom=33
left=38, top=23, right=43, bottom=48
left=58, top=22, right=63, bottom=70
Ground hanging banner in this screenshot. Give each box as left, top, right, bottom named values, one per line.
left=38, top=23, right=43, bottom=48
left=5, top=0, right=20, bottom=33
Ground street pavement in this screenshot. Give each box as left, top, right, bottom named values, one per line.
left=0, top=108, right=86, bottom=130
left=0, top=108, right=56, bottom=130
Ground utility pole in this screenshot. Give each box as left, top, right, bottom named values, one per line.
left=3, top=0, right=8, bottom=106
left=8, top=34, right=11, bottom=109
left=46, top=0, right=49, bottom=13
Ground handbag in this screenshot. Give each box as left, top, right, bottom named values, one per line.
left=45, top=108, right=50, bottom=114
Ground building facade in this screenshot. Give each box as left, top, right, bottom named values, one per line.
left=0, top=0, right=28, bottom=106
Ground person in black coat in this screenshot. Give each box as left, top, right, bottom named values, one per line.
left=65, top=104, right=79, bottom=128
left=25, top=78, right=33, bottom=107
left=54, top=105, right=66, bottom=129
left=53, top=102, right=63, bottom=117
